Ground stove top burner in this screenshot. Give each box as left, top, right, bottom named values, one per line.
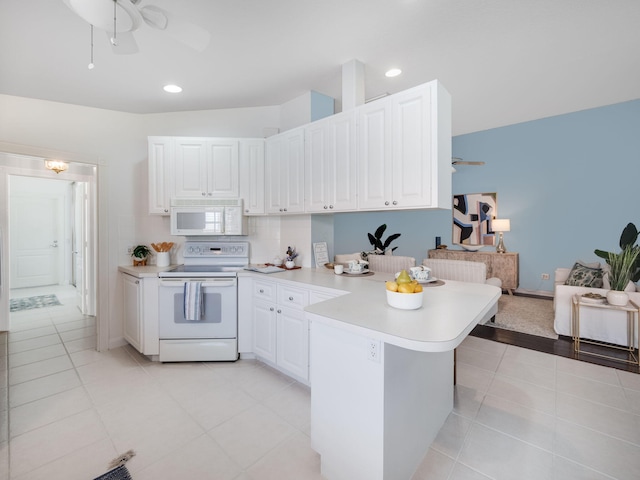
left=158, top=241, right=250, bottom=278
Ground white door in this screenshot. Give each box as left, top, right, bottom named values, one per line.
left=10, top=195, right=63, bottom=288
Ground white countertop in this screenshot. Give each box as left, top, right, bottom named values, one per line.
left=118, top=264, right=179, bottom=278
left=240, top=267, right=501, bottom=353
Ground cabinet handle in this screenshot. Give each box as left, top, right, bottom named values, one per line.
left=259, top=289, right=264, bottom=293
left=289, top=296, right=294, bottom=301
left=329, top=205, right=334, bottom=209
left=392, top=200, right=397, bottom=205
left=164, top=208, right=169, bottom=213
left=277, top=309, right=282, bottom=314
left=135, top=280, right=139, bottom=285
left=284, top=208, right=288, bottom=212
left=270, top=307, right=274, bottom=312
left=279, top=208, right=284, bottom=212
left=385, top=201, right=389, bottom=206
left=245, top=209, right=249, bottom=213
left=201, top=192, right=206, bottom=196
left=324, top=205, right=328, bottom=209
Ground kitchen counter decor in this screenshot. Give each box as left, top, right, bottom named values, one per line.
left=151, top=242, right=174, bottom=267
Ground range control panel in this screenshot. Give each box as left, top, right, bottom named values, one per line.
left=183, top=241, right=249, bottom=258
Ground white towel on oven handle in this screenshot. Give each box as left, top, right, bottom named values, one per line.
left=183, top=281, right=204, bottom=321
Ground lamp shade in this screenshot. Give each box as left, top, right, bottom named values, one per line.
left=492, top=219, right=511, bottom=232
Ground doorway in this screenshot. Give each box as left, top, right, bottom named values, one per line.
left=0, top=153, right=97, bottom=338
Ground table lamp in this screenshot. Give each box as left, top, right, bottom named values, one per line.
left=493, top=219, right=511, bottom=253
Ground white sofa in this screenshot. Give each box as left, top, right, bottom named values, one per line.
left=554, top=267, right=640, bottom=346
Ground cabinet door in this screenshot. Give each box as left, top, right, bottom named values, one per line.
left=253, top=299, right=277, bottom=363
left=276, top=306, right=309, bottom=381
left=392, top=84, right=433, bottom=208
left=239, top=139, right=265, bottom=214
left=283, top=129, right=305, bottom=213
left=148, top=137, right=173, bottom=215
left=265, top=135, right=286, bottom=214
left=329, top=110, right=358, bottom=211
left=174, top=139, right=208, bottom=197
left=357, top=100, right=393, bottom=210
left=265, top=128, right=305, bottom=214
left=122, top=274, right=142, bottom=352
left=206, top=139, right=239, bottom=197
left=305, top=111, right=357, bottom=213
left=304, top=120, right=330, bottom=212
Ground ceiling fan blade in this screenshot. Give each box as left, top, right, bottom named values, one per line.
left=451, top=157, right=485, bottom=166
left=140, top=5, right=211, bottom=52
left=107, top=30, right=139, bottom=54
left=65, top=0, right=142, bottom=32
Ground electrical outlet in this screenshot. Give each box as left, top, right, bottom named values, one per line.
left=541, top=273, right=550, bottom=280
left=368, top=340, right=380, bottom=362
left=127, top=246, right=134, bottom=254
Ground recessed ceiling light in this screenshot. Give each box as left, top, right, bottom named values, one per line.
left=385, top=68, right=402, bottom=78
left=163, top=84, right=183, bottom=93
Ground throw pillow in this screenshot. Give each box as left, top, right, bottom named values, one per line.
left=564, top=262, right=604, bottom=288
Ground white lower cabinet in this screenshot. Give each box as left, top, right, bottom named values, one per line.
left=249, top=277, right=345, bottom=385
left=121, top=272, right=160, bottom=356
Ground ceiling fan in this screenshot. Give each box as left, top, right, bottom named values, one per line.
left=452, top=157, right=485, bottom=166
left=63, top=0, right=211, bottom=54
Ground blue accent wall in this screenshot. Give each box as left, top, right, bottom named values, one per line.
left=333, top=99, right=640, bottom=292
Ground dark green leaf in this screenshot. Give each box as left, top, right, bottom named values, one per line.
left=620, top=222, right=639, bottom=249
left=374, top=224, right=387, bottom=240
left=383, top=233, right=401, bottom=248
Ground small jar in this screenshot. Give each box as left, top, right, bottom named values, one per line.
left=285, top=260, right=295, bottom=269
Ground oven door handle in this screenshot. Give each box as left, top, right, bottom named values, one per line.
left=159, top=279, right=237, bottom=288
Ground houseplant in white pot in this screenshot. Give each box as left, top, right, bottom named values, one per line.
left=131, top=245, right=152, bottom=266
left=595, top=223, right=640, bottom=305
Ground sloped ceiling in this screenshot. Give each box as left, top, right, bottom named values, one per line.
left=1, top=0, right=639, bottom=135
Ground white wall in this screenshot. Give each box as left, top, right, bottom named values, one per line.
left=0, top=94, right=284, bottom=348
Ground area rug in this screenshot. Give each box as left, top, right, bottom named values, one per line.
left=490, top=295, right=558, bottom=339
left=93, top=450, right=135, bottom=480
left=10, top=294, right=61, bottom=312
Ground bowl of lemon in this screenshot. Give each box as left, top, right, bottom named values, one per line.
left=385, top=270, right=424, bottom=310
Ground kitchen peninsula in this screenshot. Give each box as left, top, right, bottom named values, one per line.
left=303, top=275, right=500, bottom=480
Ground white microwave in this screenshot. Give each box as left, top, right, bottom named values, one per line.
left=170, top=198, right=248, bottom=236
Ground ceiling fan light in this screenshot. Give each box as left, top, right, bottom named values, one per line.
left=163, top=84, right=183, bottom=93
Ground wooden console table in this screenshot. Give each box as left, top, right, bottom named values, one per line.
left=427, top=249, right=519, bottom=294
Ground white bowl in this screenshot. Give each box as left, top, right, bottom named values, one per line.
left=459, top=244, right=484, bottom=251
left=386, top=290, right=424, bottom=310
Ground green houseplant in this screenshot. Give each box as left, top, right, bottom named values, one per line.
left=594, top=222, right=640, bottom=304
left=362, top=224, right=401, bottom=259
left=131, top=245, right=152, bottom=266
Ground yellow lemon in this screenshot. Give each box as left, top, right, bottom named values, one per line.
left=385, top=281, right=399, bottom=292
left=414, top=284, right=423, bottom=293
left=397, top=282, right=415, bottom=294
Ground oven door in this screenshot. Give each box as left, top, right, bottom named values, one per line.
left=158, top=277, right=237, bottom=339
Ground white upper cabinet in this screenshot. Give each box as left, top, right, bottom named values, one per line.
left=148, top=137, right=174, bottom=215
left=238, top=139, right=265, bottom=215
left=358, top=80, right=451, bottom=210
left=265, top=127, right=305, bottom=214
left=304, top=110, right=357, bottom=213
left=174, top=138, right=239, bottom=198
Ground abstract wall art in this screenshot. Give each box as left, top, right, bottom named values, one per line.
left=452, top=192, right=497, bottom=247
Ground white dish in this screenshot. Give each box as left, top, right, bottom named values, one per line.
left=416, top=277, right=438, bottom=284
left=580, top=295, right=606, bottom=304
left=346, top=269, right=366, bottom=275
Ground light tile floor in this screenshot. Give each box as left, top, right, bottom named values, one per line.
left=1, top=288, right=640, bottom=479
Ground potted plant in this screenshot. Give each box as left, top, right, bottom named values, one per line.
left=361, top=224, right=401, bottom=260
left=131, top=245, right=152, bottom=266
left=594, top=222, right=640, bottom=305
